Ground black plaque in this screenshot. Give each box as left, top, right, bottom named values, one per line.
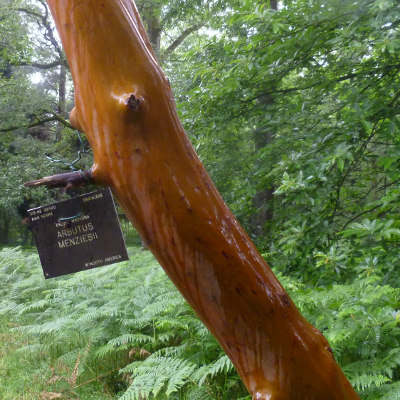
left=28, top=188, right=129, bottom=279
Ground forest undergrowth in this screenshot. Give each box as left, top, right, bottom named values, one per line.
left=0, top=246, right=399, bottom=399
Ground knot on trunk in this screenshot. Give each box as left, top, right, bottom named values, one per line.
left=125, top=94, right=140, bottom=110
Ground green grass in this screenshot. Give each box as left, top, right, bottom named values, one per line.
left=0, top=318, right=118, bottom=400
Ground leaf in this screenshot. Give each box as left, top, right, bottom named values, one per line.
left=337, top=157, right=344, bottom=171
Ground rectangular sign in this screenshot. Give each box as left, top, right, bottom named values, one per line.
left=28, top=188, right=129, bottom=279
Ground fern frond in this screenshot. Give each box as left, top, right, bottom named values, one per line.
left=108, top=334, right=155, bottom=347
left=186, top=386, right=214, bottom=400
left=194, top=355, right=234, bottom=386
left=351, top=374, right=391, bottom=390
left=165, top=361, right=197, bottom=395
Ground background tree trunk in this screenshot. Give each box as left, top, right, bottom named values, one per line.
left=251, top=92, right=275, bottom=237
left=55, top=63, right=67, bottom=141
left=250, top=0, right=277, bottom=238
left=144, top=6, right=161, bottom=53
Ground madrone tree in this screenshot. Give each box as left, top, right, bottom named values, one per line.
left=26, top=1, right=360, bottom=399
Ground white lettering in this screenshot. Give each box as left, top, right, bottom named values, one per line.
left=105, top=255, right=122, bottom=262
left=57, top=230, right=98, bottom=249
left=83, top=193, right=103, bottom=202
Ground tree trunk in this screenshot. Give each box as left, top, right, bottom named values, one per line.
left=143, top=6, right=161, bottom=53
left=0, top=209, right=11, bottom=244
left=250, top=0, right=277, bottom=237
left=44, top=1, right=360, bottom=399
left=251, top=92, right=275, bottom=237
left=55, top=63, right=67, bottom=141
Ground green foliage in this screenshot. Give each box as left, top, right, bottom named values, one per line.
left=3, top=244, right=400, bottom=399
left=176, top=0, right=400, bottom=262
left=0, top=247, right=250, bottom=399
left=279, top=272, right=400, bottom=397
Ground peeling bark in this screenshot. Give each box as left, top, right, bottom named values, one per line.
left=24, top=169, right=93, bottom=191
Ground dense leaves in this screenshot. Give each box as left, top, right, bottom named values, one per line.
left=175, top=0, right=400, bottom=282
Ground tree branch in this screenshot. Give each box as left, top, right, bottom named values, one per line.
left=50, top=113, right=74, bottom=129
left=252, top=72, right=361, bottom=100
left=17, top=4, right=64, bottom=59
left=24, top=168, right=93, bottom=190
left=17, top=7, right=43, bottom=19
left=340, top=203, right=384, bottom=232
left=17, top=60, right=64, bottom=69
left=0, top=114, right=73, bottom=133
left=249, top=63, right=400, bottom=103
left=161, top=24, right=204, bottom=61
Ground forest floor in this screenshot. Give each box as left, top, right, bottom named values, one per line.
left=0, top=246, right=141, bottom=400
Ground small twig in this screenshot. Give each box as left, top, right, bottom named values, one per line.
left=73, top=367, right=121, bottom=389
left=377, top=179, right=400, bottom=192
left=50, top=113, right=74, bottom=129
left=24, top=168, right=93, bottom=191
left=340, top=203, right=384, bottom=232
